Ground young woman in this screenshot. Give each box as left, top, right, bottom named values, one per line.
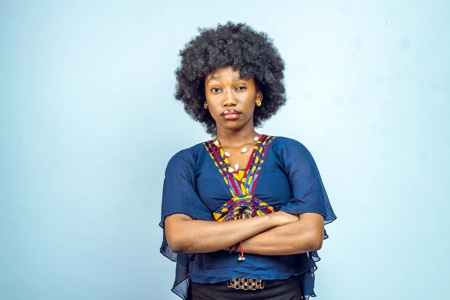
left=160, top=22, right=336, bottom=300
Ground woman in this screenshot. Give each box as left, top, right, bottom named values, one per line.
left=160, top=22, right=336, bottom=300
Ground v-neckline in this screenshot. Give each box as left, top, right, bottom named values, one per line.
left=203, top=134, right=275, bottom=197
left=220, top=135, right=263, bottom=176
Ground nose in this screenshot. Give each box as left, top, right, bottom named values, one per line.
left=222, top=88, right=237, bottom=106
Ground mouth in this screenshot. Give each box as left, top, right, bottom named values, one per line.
left=221, top=110, right=241, bottom=120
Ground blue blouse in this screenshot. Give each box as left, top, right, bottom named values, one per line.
left=160, top=136, right=336, bottom=300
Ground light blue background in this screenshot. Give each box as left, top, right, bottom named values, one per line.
left=1, top=1, right=449, bottom=299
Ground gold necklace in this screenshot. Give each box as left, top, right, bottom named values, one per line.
left=213, top=136, right=259, bottom=172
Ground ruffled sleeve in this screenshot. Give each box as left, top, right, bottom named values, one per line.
left=159, top=146, right=213, bottom=300
left=276, top=137, right=336, bottom=299
left=277, top=138, right=335, bottom=223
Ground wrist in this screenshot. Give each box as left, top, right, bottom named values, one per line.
left=268, top=211, right=284, bottom=227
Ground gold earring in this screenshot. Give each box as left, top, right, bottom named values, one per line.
left=256, top=99, right=262, bottom=107
left=203, top=102, right=208, bottom=109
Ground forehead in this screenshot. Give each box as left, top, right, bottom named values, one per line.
left=205, top=66, right=252, bottom=83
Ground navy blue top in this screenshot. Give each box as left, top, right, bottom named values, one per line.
left=160, top=136, right=336, bottom=300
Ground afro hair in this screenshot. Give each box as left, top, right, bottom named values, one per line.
left=175, top=22, right=286, bottom=135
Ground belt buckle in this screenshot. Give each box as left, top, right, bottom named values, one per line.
left=227, top=278, right=264, bottom=290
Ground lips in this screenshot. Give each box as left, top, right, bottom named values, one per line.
left=221, top=110, right=241, bottom=120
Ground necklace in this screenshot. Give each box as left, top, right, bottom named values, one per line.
left=213, top=136, right=259, bottom=172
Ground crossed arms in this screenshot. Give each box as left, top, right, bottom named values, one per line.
left=164, top=211, right=324, bottom=255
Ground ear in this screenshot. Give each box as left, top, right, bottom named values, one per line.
left=256, top=90, right=263, bottom=101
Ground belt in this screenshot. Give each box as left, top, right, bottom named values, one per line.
left=227, top=278, right=264, bottom=290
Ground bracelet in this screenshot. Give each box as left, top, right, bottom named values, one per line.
left=238, top=241, right=245, bottom=261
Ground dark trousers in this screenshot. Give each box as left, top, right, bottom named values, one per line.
left=190, top=276, right=303, bottom=300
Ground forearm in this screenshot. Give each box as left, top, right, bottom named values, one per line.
left=241, top=213, right=324, bottom=255
left=165, top=212, right=296, bottom=253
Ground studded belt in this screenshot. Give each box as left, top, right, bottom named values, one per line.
left=227, top=278, right=264, bottom=290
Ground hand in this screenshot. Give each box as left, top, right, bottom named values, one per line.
left=270, top=211, right=299, bottom=227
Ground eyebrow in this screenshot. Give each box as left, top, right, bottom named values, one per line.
left=206, top=75, right=249, bottom=83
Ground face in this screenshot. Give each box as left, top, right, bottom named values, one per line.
left=204, top=66, right=262, bottom=134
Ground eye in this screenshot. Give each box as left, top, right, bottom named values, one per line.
left=236, top=85, right=247, bottom=91
left=210, top=87, right=221, bottom=93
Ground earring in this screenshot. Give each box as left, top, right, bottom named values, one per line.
left=203, top=102, right=208, bottom=109
left=256, top=99, right=262, bottom=107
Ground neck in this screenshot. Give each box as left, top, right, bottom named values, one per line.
left=215, top=128, right=259, bottom=148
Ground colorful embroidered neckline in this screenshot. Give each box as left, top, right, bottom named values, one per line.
left=203, top=135, right=276, bottom=222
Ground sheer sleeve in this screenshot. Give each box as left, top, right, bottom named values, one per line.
left=276, top=138, right=336, bottom=299
left=159, top=148, right=212, bottom=300
left=277, top=139, right=336, bottom=225
left=160, top=148, right=212, bottom=227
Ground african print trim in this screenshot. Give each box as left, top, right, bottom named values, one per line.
left=203, top=135, right=276, bottom=222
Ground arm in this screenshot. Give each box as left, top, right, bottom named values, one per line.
left=164, top=211, right=299, bottom=253
left=240, top=212, right=324, bottom=255
left=234, top=139, right=333, bottom=256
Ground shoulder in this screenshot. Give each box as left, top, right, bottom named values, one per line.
left=269, top=136, right=321, bottom=174
left=167, top=142, right=205, bottom=166
left=169, top=142, right=205, bottom=162
left=270, top=136, right=312, bottom=156
left=165, top=142, right=207, bottom=174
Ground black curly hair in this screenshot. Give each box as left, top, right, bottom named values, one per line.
left=175, top=22, right=286, bottom=135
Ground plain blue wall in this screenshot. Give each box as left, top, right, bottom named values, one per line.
left=1, top=1, right=449, bottom=299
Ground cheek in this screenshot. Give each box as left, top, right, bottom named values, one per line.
left=208, top=105, right=221, bottom=118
